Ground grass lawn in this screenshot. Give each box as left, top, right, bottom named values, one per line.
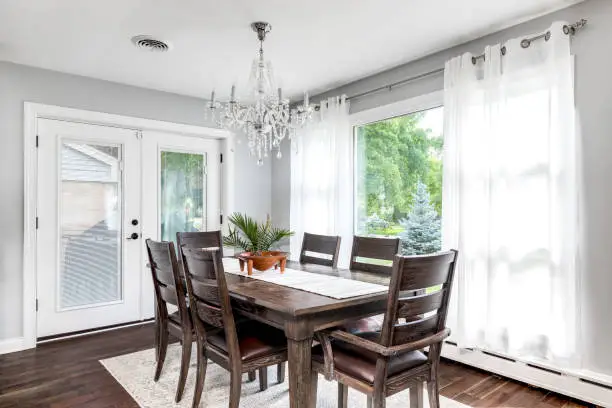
left=368, top=224, right=404, bottom=237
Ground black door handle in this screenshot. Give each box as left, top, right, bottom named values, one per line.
left=126, top=232, right=139, bottom=240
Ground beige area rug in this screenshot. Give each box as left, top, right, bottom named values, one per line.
left=101, top=344, right=469, bottom=408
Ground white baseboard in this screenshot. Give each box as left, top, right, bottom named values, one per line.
left=0, top=337, right=27, bottom=355
left=442, top=343, right=612, bottom=407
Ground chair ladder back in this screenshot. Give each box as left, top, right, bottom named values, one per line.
left=181, top=247, right=241, bottom=361
left=349, top=236, right=400, bottom=275
left=145, top=239, right=188, bottom=321
left=299, top=232, right=342, bottom=268
left=176, top=231, right=223, bottom=252
left=379, top=250, right=458, bottom=347
left=176, top=231, right=223, bottom=276
left=182, top=247, right=224, bottom=327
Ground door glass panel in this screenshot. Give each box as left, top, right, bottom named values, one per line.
left=160, top=151, right=206, bottom=243
left=59, top=142, right=122, bottom=309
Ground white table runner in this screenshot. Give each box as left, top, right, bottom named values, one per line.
left=222, top=258, right=388, bottom=299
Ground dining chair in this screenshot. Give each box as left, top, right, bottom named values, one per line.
left=176, top=230, right=283, bottom=385
left=299, top=232, right=342, bottom=268
left=145, top=239, right=193, bottom=403
left=176, top=230, right=223, bottom=257
left=181, top=246, right=289, bottom=408
left=349, top=236, right=400, bottom=275
left=343, top=235, right=402, bottom=335
left=311, top=250, right=458, bottom=408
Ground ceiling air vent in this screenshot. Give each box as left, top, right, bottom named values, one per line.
left=131, top=35, right=171, bottom=52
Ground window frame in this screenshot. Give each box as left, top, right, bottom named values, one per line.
left=349, top=90, right=444, bottom=237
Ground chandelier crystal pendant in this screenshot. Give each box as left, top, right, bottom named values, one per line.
left=205, top=22, right=315, bottom=165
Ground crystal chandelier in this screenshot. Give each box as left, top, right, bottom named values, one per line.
left=205, top=22, right=315, bottom=165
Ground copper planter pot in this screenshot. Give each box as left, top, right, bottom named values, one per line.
left=237, top=251, right=287, bottom=275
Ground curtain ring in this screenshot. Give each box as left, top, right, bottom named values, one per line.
left=471, top=55, right=484, bottom=65
left=520, top=39, right=531, bottom=49
left=501, top=46, right=507, bottom=56
left=545, top=31, right=551, bottom=41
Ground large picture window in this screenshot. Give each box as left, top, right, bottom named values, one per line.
left=354, top=106, right=443, bottom=255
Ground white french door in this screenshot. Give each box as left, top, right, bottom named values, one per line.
left=140, top=130, right=221, bottom=319
left=37, top=119, right=142, bottom=337
left=36, top=120, right=221, bottom=337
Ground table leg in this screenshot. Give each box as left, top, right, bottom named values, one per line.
left=287, top=337, right=314, bottom=408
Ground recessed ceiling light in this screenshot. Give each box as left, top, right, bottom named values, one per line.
left=131, top=35, right=171, bottom=52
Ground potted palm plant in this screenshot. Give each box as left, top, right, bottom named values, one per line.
left=223, top=213, right=294, bottom=274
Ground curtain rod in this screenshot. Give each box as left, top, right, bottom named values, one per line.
left=471, top=18, right=587, bottom=65
left=315, top=18, right=587, bottom=108
left=346, top=68, right=445, bottom=102
left=314, top=68, right=444, bottom=110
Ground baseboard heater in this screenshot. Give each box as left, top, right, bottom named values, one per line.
left=441, top=341, right=612, bottom=407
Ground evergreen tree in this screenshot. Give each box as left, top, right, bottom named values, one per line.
left=400, top=180, right=441, bottom=255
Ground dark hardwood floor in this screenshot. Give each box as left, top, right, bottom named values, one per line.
left=0, top=323, right=596, bottom=407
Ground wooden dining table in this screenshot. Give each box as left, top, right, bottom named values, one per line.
left=225, top=260, right=391, bottom=408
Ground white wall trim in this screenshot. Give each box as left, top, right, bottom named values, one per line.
left=0, top=337, right=26, bottom=355
left=24, top=102, right=232, bottom=139
left=350, top=90, right=443, bottom=127
left=442, top=344, right=612, bottom=407
left=221, top=133, right=236, bottom=237
left=21, top=102, right=235, bottom=355
left=23, top=103, right=38, bottom=352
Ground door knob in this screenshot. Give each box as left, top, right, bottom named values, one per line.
left=127, top=232, right=139, bottom=240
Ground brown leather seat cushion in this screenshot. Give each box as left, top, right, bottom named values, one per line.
left=340, top=313, right=424, bottom=335
left=340, top=314, right=385, bottom=334
left=168, top=310, right=182, bottom=325
left=168, top=309, right=192, bottom=326
left=312, top=335, right=427, bottom=384
left=207, top=321, right=287, bottom=361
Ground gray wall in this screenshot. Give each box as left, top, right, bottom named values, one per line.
left=272, top=0, right=612, bottom=374
left=0, top=61, right=271, bottom=340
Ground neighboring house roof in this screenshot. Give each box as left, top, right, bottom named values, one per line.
left=62, top=143, right=119, bottom=182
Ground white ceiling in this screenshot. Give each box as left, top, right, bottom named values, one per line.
left=0, top=0, right=582, bottom=101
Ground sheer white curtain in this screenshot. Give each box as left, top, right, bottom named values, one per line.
left=290, top=96, right=353, bottom=267
left=442, top=22, right=580, bottom=367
